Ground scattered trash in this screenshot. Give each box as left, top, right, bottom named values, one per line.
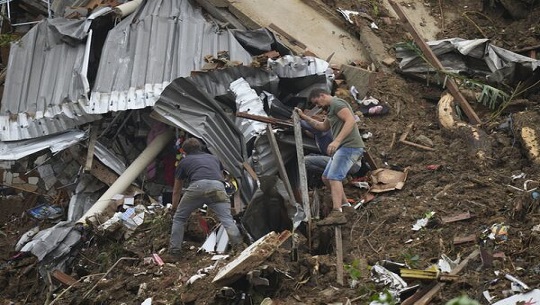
left=370, top=264, right=408, bottom=301
left=483, top=290, right=495, bottom=303
left=187, top=261, right=220, bottom=285
left=152, top=253, right=164, bottom=266
left=27, top=204, right=63, bottom=220
left=15, top=226, right=40, bottom=251
left=492, top=289, right=540, bottom=305
left=141, top=297, right=152, bottom=305
left=511, top=172, right=526, bottom=181
left=369, top=168, right=408, bottom=193
left=438, top=254, right=460, bottom=273
left=412, top=211, right=435, bottom=231
left=485, top=223, right=508, bottom=244
left=533, top=224, right=540, bottom=232
left=370, top=22, right=379, bottom=29
left=504, top=273, right=530, bottom=292
left=337, top=8, right=360, bottom=24
left=426, top=164, right=441, bottom=170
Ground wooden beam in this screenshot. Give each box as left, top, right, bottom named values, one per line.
left=265, top=125, right=296, bottom=208
left=335, top=226, right=344, bottom=285
left=293, top=112, right=312, bottom=249
left=388, top=0, right=481, bottom=125
left=268, top=23, right=308, bottom=50
left=236, top=112, right=293, bottom=127
left=85, top=123, right=99, bottom=171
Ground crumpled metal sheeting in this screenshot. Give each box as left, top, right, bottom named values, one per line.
left=190, top=66, right=279, bottom=100
left=154, top=77, right=255, bottom=204
left=94, top=141, right=128, bottom=176
left=0, top=19, right=100, bottom=141
left=0, top=130, right=87, bottom=161
left=267, top=55, right=332, bottom=78
left=396, top=38, right=540, bottom=84
left=86, top=0, right=253, bottom=115
left=230, top=78, right=268, bottom=142
left=20, top=221, right=79, bottom=261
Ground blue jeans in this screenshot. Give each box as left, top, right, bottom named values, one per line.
left=305, top=154, right=361, bottom=176
left=322, top=147, right=364, bottom=181
left=169, top=179, right=242, bottom=254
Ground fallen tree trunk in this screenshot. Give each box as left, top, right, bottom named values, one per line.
left=512, top=111, right=540, bottom=165
left=437, top=93, right=492, bottom=166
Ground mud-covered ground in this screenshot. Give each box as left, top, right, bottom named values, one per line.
left=1, top=0, right=540, bottom=304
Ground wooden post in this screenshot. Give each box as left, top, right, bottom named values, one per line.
left=266, top=124, right=300, bottom=259
left=265, top=125, right=297, bottom=206
left=388, top=0, right=481, bottom=125
left=335, top=226, right=344, bottom=285
left=292, top=112, right=312, bottom=248
left=85, top=123, right=99, bottom=171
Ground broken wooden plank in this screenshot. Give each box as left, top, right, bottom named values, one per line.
left=415, top=249, right=480, bottom=305
left=266, top=125, right=297, bottom=209
left=388, top=0, right=481, bottom=125
left=441, top=211, right=473, bottom=224
left=236, top=112, right=293, bottom=127
left=400, top=139, right=435, bottom=151
left=363, top=150, right=378, bottom=170
left=292, top=112, right=312, bottom=245
left=85, top=123, right=100, bottom=171
left=193, top=0, right=246, bottom=29
left=52, top=270, right=81, bottom=287
left=453, top=234, right=477, bottom=245
left=213, top=230, right=292, bottom=285
left=401, top=282, right=438, bottom=305
left=242, top=162, right=259, bottom=183
left=268, top=23, right=308, bottom=50
left=399, top=123, right=435, bottom=151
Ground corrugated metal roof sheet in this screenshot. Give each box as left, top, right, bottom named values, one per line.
left=84, top=0, right=253, bottom=114
left=0, top=19, right=101, bottom=141
left=0, top=130, right=86, bottom=161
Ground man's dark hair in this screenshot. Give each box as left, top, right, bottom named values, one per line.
left=182, top=138, right=202, bottom=154
left=308, top=88, right=330, bottom=102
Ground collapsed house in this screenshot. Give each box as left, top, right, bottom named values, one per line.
left=0, top=0, right=342, bottom=277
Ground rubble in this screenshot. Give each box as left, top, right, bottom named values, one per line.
left=0, top=0, right=540, bottom=304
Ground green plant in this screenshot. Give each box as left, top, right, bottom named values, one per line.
left=344, top=259, right=363, bottom=280
left=0, top=33, right=19, bottom=47
left=369, top=0, right=380, bottom=17
left=394, top=40, right=537, bottom=120
left=370, top=290, right=397, bottom=305
left=401, top=251, right=420, bottom=268
left=446, top=295, right=480, bottom=305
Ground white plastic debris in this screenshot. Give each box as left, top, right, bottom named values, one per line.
left=483, top=290, right=494, bottom=303
left=15, top=226, right=40, bottom=251
left=412, top=212, right=435, bottom=231
left=337, top=8, right=360, bottom=24
left=370, top=22, right=379, bottom=29
left=437, top=254, right=460, bottom=273
left=492, top=289, right=540, bottom=305
left=141, top=297, right=152, bottom=305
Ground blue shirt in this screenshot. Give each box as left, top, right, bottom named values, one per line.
left=301, top=120, right=333, bottom=155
